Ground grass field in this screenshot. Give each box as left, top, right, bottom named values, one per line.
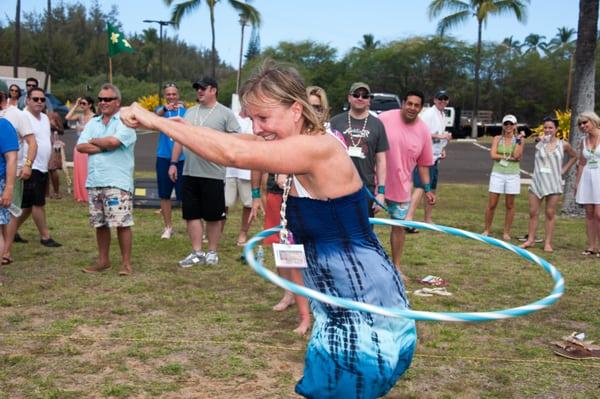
left=0, top=182, right=599, bottom=398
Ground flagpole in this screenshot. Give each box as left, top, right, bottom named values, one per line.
left=109, top=57, right=113, bottom=84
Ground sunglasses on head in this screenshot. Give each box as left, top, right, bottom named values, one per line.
left=31, top=97, right=46, bottom=103
left=352, top=92, right=372, bottom=100
left=97, top=97, right=117, bottom=103
left=163, top=82, right=177, bottom=89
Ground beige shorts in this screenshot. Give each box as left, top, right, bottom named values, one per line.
left=225, top=177, right=252, bottom=208
left=88, top=187, right=134, bottom=228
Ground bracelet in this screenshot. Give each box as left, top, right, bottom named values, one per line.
left=424, top=183, right=431, bottom=193
left=24, top=159, right=33, bottom=167
left=377, top=185, right=385, bottom=194
left=251, top=188, right=261, bottom=199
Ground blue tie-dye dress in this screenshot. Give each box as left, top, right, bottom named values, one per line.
left=286, top=188, right=416, bottom=399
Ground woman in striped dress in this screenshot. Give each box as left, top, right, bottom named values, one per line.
left=520, top=117, right=577, bottom=252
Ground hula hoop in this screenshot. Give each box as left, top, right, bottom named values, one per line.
left=243, top=219, right=564, bottom=322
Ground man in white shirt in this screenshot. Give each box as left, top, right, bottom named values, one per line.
left=17, top=87, right=61, bottom=248
left=406, top=90, right=452, bottom=226
left=0, top=79, right=38, bottom=263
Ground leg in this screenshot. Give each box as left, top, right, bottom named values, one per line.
left=205, top=221, right=222, bottom=253
left=289, top=268, right=311, bottom=335
left=160, top=199, right=173, bottom=229
left=117, top=226, right=133, bottom=275
left=405, top=188, right=423, bottom=221
left=31, top=205, right=51, bottom=240
left=3, top=215, right=23, bottom=261
left=520, top=193, right=541, bottom=248
left=238, top=206, right=252, bottom=244
left=483, top=192, right=500, bottom=235
left=593, top=204, right=600, bottom=252
left=186, top=219, right=204, bottom=252
left=49, top=170, right=60, bottom=197
left=503, top=194, right=516, bottom=240
left=542, top=195, right=560, bottom=252
left=390, top=226, right=406, bottom=269
left=273, top=268, right=296, bottom=311
left=583, top=205, right=596, bottom=252
left=82, top=226, right=111, bottom=273
left=423, top=189, right=436, bottom=224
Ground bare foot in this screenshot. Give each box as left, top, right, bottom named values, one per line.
left=519, top=241, right=534, bottom=249
left=293, top=318, right=311, bottom=336
left=502, top=234, right=511, bottom=241
left=544, top=245, right=554, bottom=253
left=273, top=292, right=295, bottom=311
left=82, top=263, right=111, bottom=273
left=482, top=231, right=490, bottom=236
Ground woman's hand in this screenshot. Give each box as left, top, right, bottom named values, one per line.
left=248, top=198, right=264, bottom=224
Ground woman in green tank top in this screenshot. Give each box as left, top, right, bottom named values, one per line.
left=483, top=114, right=525, bottom=241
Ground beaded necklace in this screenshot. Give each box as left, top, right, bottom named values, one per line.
left=345, top=112, right=369, bottom=147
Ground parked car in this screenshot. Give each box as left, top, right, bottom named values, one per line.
left=369, top=93, right=401, bottom=116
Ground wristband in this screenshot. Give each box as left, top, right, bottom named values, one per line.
left=377, top=185, right=385, bottom=194
left=424, top=183, right=431, bottom=193
left=170, top=161, right=178, bottom=166
left=251, top=188, right=261, bottom=199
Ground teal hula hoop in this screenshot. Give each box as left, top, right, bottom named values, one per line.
left=243, top=219, right=565, bottom=322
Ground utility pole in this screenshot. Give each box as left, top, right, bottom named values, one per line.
left=143, top=19, right=173, bottom=102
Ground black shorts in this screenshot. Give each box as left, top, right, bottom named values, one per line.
left=181, top=175, right=226, bottom=221
left=21, top=169, right=48, bottom=208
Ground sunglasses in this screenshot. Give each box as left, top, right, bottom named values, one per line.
left=311, top=104, right=323, bottom=112
left=503, top=121, right=515, bottom=126
left=26, top=84, right=37, bottom=88
left=97, top=97, right=117, bottom=103
left=80, top=102, right=88, bottom=106
left=163, top=82, right=177, bottom=89
left=9, top=88, right=19, bottom=92
left=436, top=96, right=449, bottom=101
left=31, top=97, right=46, bottom=103
left=352, top=92, right=372, bottom=100
left=196, top=86, right=209, bottom=92
left=578, top=120, right=589, bottom=127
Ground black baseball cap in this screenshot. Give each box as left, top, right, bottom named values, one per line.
left=193, top=77, right=218, bottom=90
left=435, top=90, right=449, bottom=100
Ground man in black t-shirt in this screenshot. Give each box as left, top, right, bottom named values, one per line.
left=330, top=82, right=389, bottom=216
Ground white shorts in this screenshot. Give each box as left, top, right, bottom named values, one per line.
left=489, top=172, right=520, bottom=195
left=225, top=177, right=252, bottom=208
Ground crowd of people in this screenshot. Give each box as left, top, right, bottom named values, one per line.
left=0, top=61, right=598, bottom=397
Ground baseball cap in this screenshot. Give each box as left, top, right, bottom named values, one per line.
left=349, top=82, right=370, bottom=94
left=435, top=90, right=449, bottom=100
left=0, top=80, right=8, bottom=94
left=193, top=77, right=218, bottom=90
left=502, top=114, right=518, bottom=124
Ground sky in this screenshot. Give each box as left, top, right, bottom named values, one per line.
left=1, top=0, right=587, bottom=67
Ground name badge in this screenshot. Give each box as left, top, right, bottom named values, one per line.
left=272, top=243, right=308, bottom=268
left=499, top=159, right=509, bottom=167
left=588, top=160, right=598, bottom=169
left=348, top=146, right=365, bottom=159
left=539, top=166, right=552, bottom=174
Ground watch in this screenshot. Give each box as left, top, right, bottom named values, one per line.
left=24, top=158, right=33, bottom=167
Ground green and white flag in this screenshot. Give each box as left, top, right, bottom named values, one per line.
left=107, top=22, right=134, bottom=57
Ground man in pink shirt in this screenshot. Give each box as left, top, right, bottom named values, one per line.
left=379, top=90, right=435, bottom=270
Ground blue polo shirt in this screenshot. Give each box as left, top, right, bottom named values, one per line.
left=77, top=112, right=136, bottom=193
left=0, top=119, right=19, bottom=179
left=155, top=105, right=186, bottom=160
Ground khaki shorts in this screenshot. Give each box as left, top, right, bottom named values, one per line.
left=225, top=177, right=252, bottom=208
left=88, top=187, right=134, bottom=228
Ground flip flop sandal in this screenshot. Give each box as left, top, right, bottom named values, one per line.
left=553, top=343, right=600, bottom=360
left=581, top=249, right=596, bottom=256
left=1, top=256, right=12, bottom=265
left=422, top=287, right=453, bottom=296
left=420, top=275, right=449, bottom=287
left=413, top=289, right=433, bottom=297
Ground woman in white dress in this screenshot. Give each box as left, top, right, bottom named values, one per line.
left=575, top=111, right=600, bottom=256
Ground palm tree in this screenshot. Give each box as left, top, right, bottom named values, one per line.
left=164, top=0, right=261, bottom=78
left=428, top=0, right=530, bottom=138
left=13, top=0, right=21, bottom=78
left=562, top=0, right=599, bottom=215
left=523, top=33, right=547, bottom=55
left=501, top=35, right=522, bottom=57
left=354, top=34, right=381, bottom=51
left=548, top=26, right=577, bottom=58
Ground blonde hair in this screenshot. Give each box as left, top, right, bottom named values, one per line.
left=576, top=111, right=600, bottom=129
left=306, top=85, right=330, bottom=124
left=239, top=60, right=324, bottom=135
